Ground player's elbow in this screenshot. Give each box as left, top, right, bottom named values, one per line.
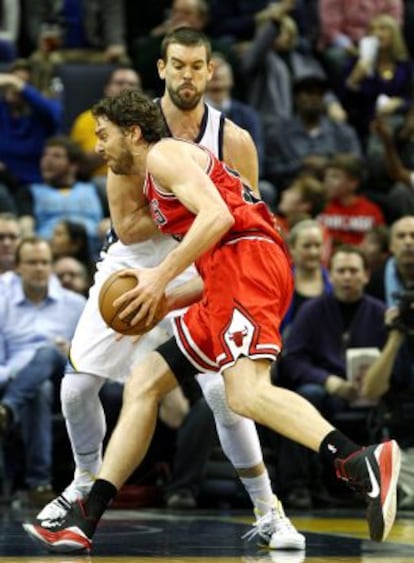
left=216, top=209, right=235, bottom=235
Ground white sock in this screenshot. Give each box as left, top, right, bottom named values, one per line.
left=240, top=472, right=275, bottom=515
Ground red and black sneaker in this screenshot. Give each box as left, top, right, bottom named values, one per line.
left=23, top=499, right=95, bottom=553
left=335, top=440, right=401, bottom=542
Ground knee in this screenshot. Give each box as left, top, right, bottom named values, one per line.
left=225, top=385, right=254, bottom=419
left=60, top=376, right=94, bottom=421
left=201, top=377, right=240, bottom=426
left=35, top=344, right=66, bottom=370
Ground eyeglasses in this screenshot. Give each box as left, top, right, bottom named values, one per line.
left=0, top=233, right=19, bottom=241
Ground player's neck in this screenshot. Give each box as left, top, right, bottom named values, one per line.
left=160, top=95, right=205, bottom=141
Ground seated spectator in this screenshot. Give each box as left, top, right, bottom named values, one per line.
left=70, top=67, right=141, bottom=188
left=281, top=219, right=332, bottom=337
left=17, top=136, right=109, bottom=255
left=0, top=212, right=20, bottom=274
left=366, top=215, right=414, bottom=304
left=318, top=153, right=385, bottom=247
left=0, top=237, right=85, bottom=506
left=275, top=174, right=331, bottom=263
left=239, top=13, right=346, bottom=124
left=361, top=225, right=390, bottom=272
left=0, top=0, right=19, bottom=62
left=25, top=0, right=130, bottom=94
left=53, top=256, right=91, bottom=296
left=0, top=59, right=61, bottom=187
left=342, top=14, right=413, bottom=144
left=277, top=245, right=388, bottom=508
left=318, top=0, right=404, bottom=92
left=50, top=220, right=95, bottom=279
left=263, top=75, right=361, bottom=189
left=371, top=117, right=414, bottom=220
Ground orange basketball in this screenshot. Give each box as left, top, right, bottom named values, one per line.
left=99, top=270, right=167, bottom=335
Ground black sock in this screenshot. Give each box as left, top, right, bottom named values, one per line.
left=84, top=479, right=118, bottom=521
left=319, top=430, right=360, bottom=468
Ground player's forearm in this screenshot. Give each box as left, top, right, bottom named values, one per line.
left=165, top=277, right=204, bottom=312
left=361, top=331, right=404, bottom=399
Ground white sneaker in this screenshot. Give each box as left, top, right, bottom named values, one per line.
left=242, top=497, right=306, bottom=550
left=36, top=480, right=92, bottom=523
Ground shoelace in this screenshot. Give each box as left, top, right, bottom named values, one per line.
left=242, top=504, right=295, bottom=542
left=38, top=494, right=72, bottom=522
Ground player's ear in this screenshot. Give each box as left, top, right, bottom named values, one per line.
left=128, top=125, right=143, bottom=143
left=157, top=58, right=166, bottom=79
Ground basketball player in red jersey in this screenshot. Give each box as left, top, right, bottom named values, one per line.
left=31, top=28, right=304, bottom=552
left=23, top=89, right=401, bottom=553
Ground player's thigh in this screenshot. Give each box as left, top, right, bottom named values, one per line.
left=222, top=357, right=272, bottom=414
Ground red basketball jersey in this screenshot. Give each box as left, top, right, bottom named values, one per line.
left=144, top=144, right=283, bottom=262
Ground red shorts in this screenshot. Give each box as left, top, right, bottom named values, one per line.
left=172, top=236, right=294, bottom=372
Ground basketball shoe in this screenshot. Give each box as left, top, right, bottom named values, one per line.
left=36, top=471, right=94, bottom=524
left=242, top=496, right=306, bottom=550
left=335, top=439, right=401, bottom=542
left=23, top=500, right=95, bottom=553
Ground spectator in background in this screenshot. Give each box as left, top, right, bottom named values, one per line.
left=0, top=59, right=61, bottom=188
left=281, top=219, right=332, bottom=338
left=343, top=14, right=413, bottom=144
left=371, top=117, right=414, bottom=220
left=366, top=215, right=414, bottom=304
left=17, top=136, right=109, bottom=255
left=318, top=0, right=404, bottom=91
left=54, top=256, right=91, bottom=296
left=50, top=220, right=95, bottom=281
left=0, top=212, right=20, bottom=274
left=0, top=238, right=85, bottom=506
left=263, top=75, right=361, bottom=189
left=25, top=0, right=130, bottom=94
left=318, top=153, right=385, bottom=247
left=70, top=67, right=141, bottom=189
left=361, top=225, right=390, bottom=272
left=239, top=13, right=346, bottom=125
left=277, top=246, right=388, bottom=508
left=0, top=0, right=19, bottom=62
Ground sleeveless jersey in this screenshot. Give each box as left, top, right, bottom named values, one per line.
left=144, top=143, right=283, bottom=267
left=102, top=103, right=225, bottom=252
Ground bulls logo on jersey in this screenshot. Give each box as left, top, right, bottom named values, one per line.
left=149, top=199, right=167, bottom=226
left=223, top=308, right=256, bottom=360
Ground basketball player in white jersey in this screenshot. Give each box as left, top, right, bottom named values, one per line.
left=36, top=28, right=304, bottom=550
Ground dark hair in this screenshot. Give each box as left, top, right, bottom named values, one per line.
left=15, top=236, right=51, bottom=264
left=57, top=220, right=92, bottom=266
left=330, top=244, right=369, bottom=270
left=325, top=153, right=365, bottom=182
left=365, top=225, right=390, bottom=253
left=92, top=90, right=167, bottom=143
left=160, top=27, right=212, bottom=62
left=45, top=136, right=84, bottom=164
left=291, top=174, right=327, bottom=217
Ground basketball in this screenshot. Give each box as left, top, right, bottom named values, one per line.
left=99, top=270, right=167, bottom=335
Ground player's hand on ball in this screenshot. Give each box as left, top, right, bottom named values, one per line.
left=114, top=267, right=168, bottom=328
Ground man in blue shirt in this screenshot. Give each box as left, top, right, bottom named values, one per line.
left=0, top=237, right=85, bottom=503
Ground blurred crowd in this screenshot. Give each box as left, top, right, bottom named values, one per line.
left=1, top=0, right=414, bottom=512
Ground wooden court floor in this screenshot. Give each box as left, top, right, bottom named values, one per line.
left=0, top=507, right=414, bottom=562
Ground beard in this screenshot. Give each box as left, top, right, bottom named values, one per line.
left=109, top=144, right=135, bottom=175
left=167, top=84, right=203, bottom=110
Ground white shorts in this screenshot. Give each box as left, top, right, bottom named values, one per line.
left=69, top=235, right=196, bottom=382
